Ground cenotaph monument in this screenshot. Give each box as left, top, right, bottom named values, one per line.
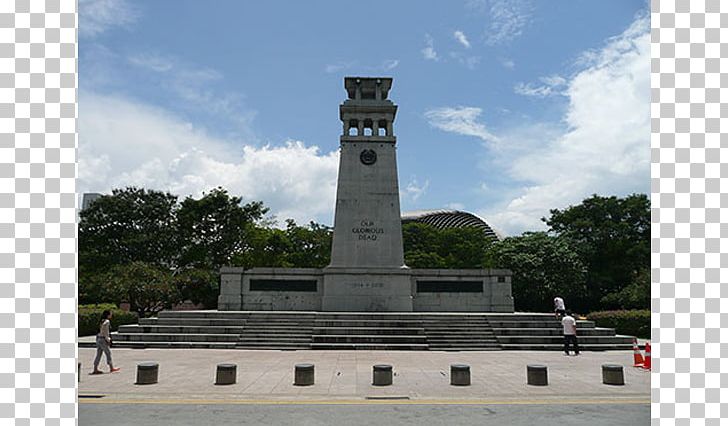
left=218, top=77, right=513, bottom=312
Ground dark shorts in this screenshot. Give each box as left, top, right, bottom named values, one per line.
left=555, top=309, right=566, bottom=315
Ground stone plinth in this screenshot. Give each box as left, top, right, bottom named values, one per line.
left=372, top=364, right=393, bottom=386
left=602, top=364, right=625, bottom=385
left=526, top=364, right=548, bottom=386
left=322, top=267, right=412, bottom=312
left=294, top=364, right=315, bottom=386
left=450, top=364, right=471, bottom=386
left=215, top=363, right=236, bottom=385
left=136, top=362, right=158, bottom=385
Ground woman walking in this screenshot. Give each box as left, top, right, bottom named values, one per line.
left=91, top=310, right=120, bottom=374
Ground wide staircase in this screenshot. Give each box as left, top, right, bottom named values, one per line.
left=94, top=311, right=634, bottom=351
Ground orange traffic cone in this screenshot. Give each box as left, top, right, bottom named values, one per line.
left=632, top=338, right=644, bottom=367
left=641, top=342, right=651, bottom=371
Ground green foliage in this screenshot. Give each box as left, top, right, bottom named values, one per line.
left=78, top=304, right=138, bottom=337
left=79, top=187, right=179, bottom=274
left=235, top=220, right=332, bottom=268
left=600, top=268, right=650, bottom=310
left=79, top=187, right=267, bottom=309
left=403, top=223, right=494, bottom=269
left=177, top=187, right=267, bottom=270
left=173, top=268, right=220, bottom=309
left=484, top=232, right=587, bottom=312
left=544, top=194, right=650, bottom=311
left=104, top=262, right=182, bottom=318
left=586, top=309, right=651, bottom=338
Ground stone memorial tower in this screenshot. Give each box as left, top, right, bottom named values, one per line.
left=218, top=77, right=514, bottom=313
left=322, top=77, right=412, bottom=311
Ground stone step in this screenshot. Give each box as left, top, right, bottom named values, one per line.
left=429, top=347, right=502, bottom=351
left=237, top=343, right=311, bottom=348
left=312, top=327, right=425, bottom=335
left=312, top=335, right=427, bottom=344
left=107, top=341, right=239, bottom=349
left=118, top=325, right=246, bottom=334
left=113, top=333, right=240, bottom=342
left=496, top=336, right=634, bottom=344
left=310, top=343, right=429, bottom=350
left=489, top=320, right=595, bottom=328
left=239, top=336, right=312, bottom=342
left=500, top=343, right=633, bottom=351
left=141, top=318, right=247, bottom=326
left=492, top=327, right=616, bottom=336
left=240, top=334, right=312, bottom=339
left=428, top=342, right=500, bottom=347
left=240, top=327, right=313, bottom=332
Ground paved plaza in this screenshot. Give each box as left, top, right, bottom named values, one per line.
left=78, top=348, right=650, bottom=403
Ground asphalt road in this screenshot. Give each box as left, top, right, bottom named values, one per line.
left=79, top=402, right=650, bottom=426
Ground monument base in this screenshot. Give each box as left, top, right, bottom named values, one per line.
left=218, top=266, right=514, bottom=312
left=322, top=267, right=413, bottom=312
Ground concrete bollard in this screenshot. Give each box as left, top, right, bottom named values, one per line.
left=526, top=364, right=548, bottom=386
left=294, top=363, right=315, bottom=386
left=135, top=362, right=159, bottom=385
left=372, top=364, right=393, bottom=386
left=450, top=364, right=471, bottom=386
left=602, top=364, right=625, bottom=385
left=215, top=363, right=237, bottom=385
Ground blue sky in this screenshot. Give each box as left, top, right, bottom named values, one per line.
left=79, top=0, right=650, bottom=236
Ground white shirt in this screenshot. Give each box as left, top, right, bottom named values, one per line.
left=554, top=297, right=565, bottom=310
left=562, top=315, right=577, bottom=335
left=99, top=319, right=111, bottom=340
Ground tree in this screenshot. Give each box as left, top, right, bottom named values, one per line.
left=281, top=220, right=332, bottom=268
left=234, top=220, right=333, bottom=268
left=402, top=223, right=494, bottom=269
left=79, top=187, right=179, bottom=274
left=543, top=194, right=650, bottom=310
left=173, top=268, right=219, bottom=308
left=177, top=187, right=267, bottom=270
left=484, top=232, right=587, bottom=312
left=104, top=261, right=182, bottom=318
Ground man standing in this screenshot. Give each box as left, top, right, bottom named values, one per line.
left=553, top=296, right=566, bottom=319
left=562, top=311, right=580, bottom=356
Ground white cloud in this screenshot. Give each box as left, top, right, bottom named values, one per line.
left=381, top=59, right=400, bottom=70
left=79, top=0, right=137, bottom=38
left=126, top=53, right=255, bottom=133
left=514, top=74, right=568, bottom=97
left=445, top=202, right=465, bottom=211
left=403, top=178, right=430, bottom=202
left=424, top=106, right=500, bottom=144
left=485, top=0, right=533, bottom=45
left=482, top=15, right=650, bottom=234
left=450, top=52, right=480, bottom=70
left=128, top=53, right=174, bottom=73
left=79, top=91, right=340, bottom=225
left=453, top=30, right=471, bottom=49
left=325, top=61, right=355, bottom=73
left=422, top=34, right=439, bottom=61
left=500, top=58, right=515, bottom=69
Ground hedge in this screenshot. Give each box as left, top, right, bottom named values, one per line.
left=586, top=309, right=650, bottom=338
left=78, top=304, right=138, bottom=337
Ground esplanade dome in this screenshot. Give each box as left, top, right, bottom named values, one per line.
left=401, top=209, right=504, bottom=241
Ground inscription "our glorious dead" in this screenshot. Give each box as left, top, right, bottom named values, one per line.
left=352, top=220, right=384, bottom=241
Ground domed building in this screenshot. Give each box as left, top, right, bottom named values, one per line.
left=401, top=209, right=504, bottom=241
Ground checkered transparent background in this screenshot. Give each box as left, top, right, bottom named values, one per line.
left=2, top=0, right=77, bottom=425
left=0, top=0, right=723, bottom=423
left=651, top=0, right=726, bottom=424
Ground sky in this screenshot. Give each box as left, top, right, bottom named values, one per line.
left=78, top=0, right=650, bottom=236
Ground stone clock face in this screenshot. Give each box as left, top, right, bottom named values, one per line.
left=360, top=149, right=377, bottom=165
